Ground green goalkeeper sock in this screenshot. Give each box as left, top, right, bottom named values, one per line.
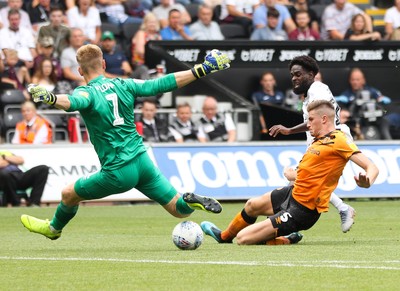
left=50, top=202, right=79, bottom=231
left=176, top=196, right=195, bottom=215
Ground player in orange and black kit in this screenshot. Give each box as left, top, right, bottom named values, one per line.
left=201, top=100, right=379, bottom=245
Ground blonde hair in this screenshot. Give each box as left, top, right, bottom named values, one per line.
left=76, top=44, right=103, bottom=75
left=307, top=100, right=335, bottom=120
left=140, top=12, right=160, bottom=32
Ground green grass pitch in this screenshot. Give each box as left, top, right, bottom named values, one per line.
left=1, top=200, right=400, bottom=290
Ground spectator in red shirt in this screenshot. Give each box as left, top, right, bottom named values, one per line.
left=289, top=10, right=320, bottom=40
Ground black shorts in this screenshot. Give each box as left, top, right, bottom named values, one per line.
left=269, top=186, right=321, bottom=236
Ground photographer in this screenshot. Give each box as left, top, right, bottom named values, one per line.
left=339, top=67, right=392, bottom=140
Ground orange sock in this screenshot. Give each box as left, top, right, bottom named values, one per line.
left=266, top=236, right=290, bottom=245
left=221, top=209, right=255, bottom=241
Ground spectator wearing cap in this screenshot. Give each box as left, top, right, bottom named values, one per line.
left=100, top=31, right=133, bottom=78
left=34, top=36, right=63, bottom=80
left=60, top=27, right=85, bottom=86
left=67, top=0, right=101, bottom=45
left=38, top=6, right=70, bottom=58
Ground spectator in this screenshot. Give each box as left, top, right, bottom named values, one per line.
left=197, top=96, right=236, bottom=142
left=339, top=106, right=365, bottom=140
left=250, top=7, right=288, bottom=40
left=340, top=67, right=392, bottom=140
left=344, top=13, right=381, bottom=41
left=152, top=0, right=191, bottom=28
left=0, top=0, right=33, bottom=32
left=124, top=0, right=153, bottom=19
left=169, top=102, right=201, bottom=143
left=60, top=27, right=85, bottom=86
left=251, top=71, right=285, bottom=134
left=0, top=9, right=37, bottom=65
left=0, top=55, right=15, bottom=94
left=131, top=12, right=161, bottom=67
left=11, top=100, right=53, bottom=144
left=1, top=49, right=31, bottom=99
left=100, top=31, right=132, bottom=79
left=139, top=99, right=173, bottom=142
left=34, top=36, right=63, bottom=80
left=289, top=0, right=319, bottom=33
left=320, top=0, right=372, bottom=40
left=384, top=0, right=400, bottom=40
left=28, top=0, right=51, bottom=33
left=31, top=57, right=60, bottom=94
left=189, top=3, right=224, bottom=40
left=160, top=9, right=193, bottom=40
left=67, top=0, right=101, bottom=45
left=96, top=0, right=142, bottom=26
left=175, top=0, right=204, bottom=5
left=219, top=0, right=259, bottom=36
left=288, top=9, right=320, bottom=40
left=38, top=6, right=70, bottom=58
left=0, top=150, right=49, bottom=207
left=253, top=0, right=296, bottom=34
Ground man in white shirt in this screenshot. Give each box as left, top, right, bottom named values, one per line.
left=197, top=96, right=236, bottom=142
left=320, top=0, right=372, bottom=40
left=190, top=4, right=224, bottom=40
left=0, top=9, right=36, bottom=65
left=0, top=0, right=33, bottom=32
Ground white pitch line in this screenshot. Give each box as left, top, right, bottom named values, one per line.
left=1, top=256, right=400, bottom=270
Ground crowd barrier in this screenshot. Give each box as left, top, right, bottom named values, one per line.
left=2, top=140, right=399, bottom=203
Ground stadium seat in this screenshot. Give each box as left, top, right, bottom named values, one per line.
left=121, top=22, right=142, bottom=58
left=41, top=113, right=69, bottom=142
left=3, top=109, right=22, bottom=143
left=186, top=3, right=200, bottom=24
left=101, top=22, right=123, bottom=45
left=0, top=89, right=26, bottom=114
left=310, top=4, right=327, bottom=23
left=220, top=23, right=248, bottom=39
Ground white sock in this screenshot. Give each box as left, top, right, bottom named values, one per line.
left=330, top=192, right=349, bottom=212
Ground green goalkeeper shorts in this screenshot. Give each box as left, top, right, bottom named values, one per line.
left=74, top=152, right=177, bottom=205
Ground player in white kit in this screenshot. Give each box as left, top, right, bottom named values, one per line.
left=269, top=55, right=355, bottom=233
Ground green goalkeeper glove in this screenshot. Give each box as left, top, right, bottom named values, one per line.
left=191, top=49, right=231, bottom=79
left=27, top=84, right=57, bottom=105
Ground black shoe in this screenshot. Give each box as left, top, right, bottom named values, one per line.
left=182, top=193, right=222, bottom=214
left=285, top=232, right=303, bottom=244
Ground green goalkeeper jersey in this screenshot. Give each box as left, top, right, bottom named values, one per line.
left=66, top=74, right=178, bottom=170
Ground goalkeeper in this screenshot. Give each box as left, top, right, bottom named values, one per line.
left=21, top=45, right=230, bottom=241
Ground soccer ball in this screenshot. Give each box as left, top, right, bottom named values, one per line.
left=172, top=221, right=204, bottom=250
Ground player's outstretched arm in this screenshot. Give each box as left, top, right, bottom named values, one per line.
left=350, top=153, right=379, bottom=188
left=28, top=84, right=71, bottom=110
left=269, top=122, right=308, bottom=137
left=174, top=49, right=231, bottom=88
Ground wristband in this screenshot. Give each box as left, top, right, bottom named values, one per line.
left=191, top=64, right=206, bottom=79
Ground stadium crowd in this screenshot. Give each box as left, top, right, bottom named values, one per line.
left=0, top=0, right=399, bottom=144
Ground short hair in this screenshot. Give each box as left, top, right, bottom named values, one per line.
left=76, top=44, right=103, bottom=75
left=307, top=100, right=335, bottom=120
left=21, top=100, right=37, bottom=111
left=143, top=98, right=158, bottom=107
left=177, top=102, right=192, bottom=110
left=8, top=8, right=20, bottom=18
left=50, top=5, right=64, bottom=14
left=267, top=7, right=280, bottom=18
left=289, top=55, right=319, bottom=76
left=168, top=9, right=181, bottom=17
